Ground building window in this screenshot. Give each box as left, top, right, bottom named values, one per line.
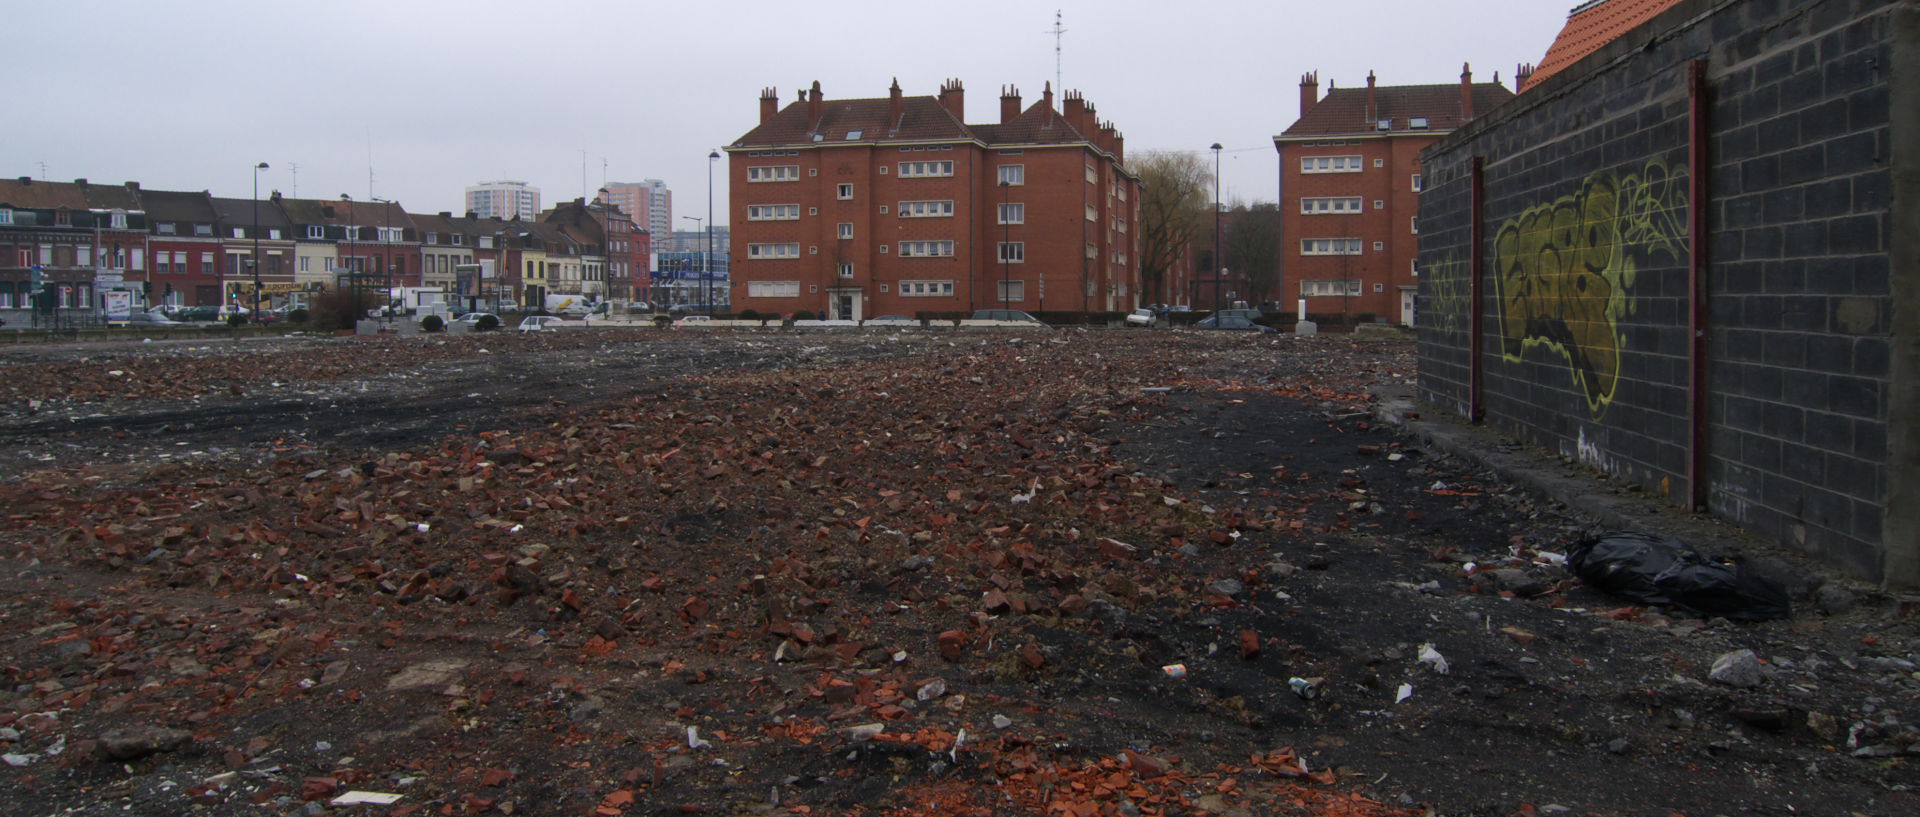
left=899, top=200, right=955, bottom=218
left=0, top=209, right=14, bottom=225
left=1411, top=173, right=1424, bottom=192
left=998, top=165, right=1025, bottom=186
left=837, top=183, right=854, bottom=200
left=200, top=252, right=214, bottom=269
left=1300, top=156, right=1363, bottom=174
left=1086, top=165, right=1098, bottom=184
left=1373, top=241, right=1385, bottom=251
left=193, top=224, right=213, bottom=236
left=1301, top=238, right=1363, bottom=255
left=838, top=263, right=854, bottom=278
left=900, top=280, right=955, bottom=296
left=748, top=165, right=800, bottom=182
left=1374, top=158, right=1385, bottom=168
left=747, top=242, right=801, bottom=259
left=748, top=281, right=801, bottom=297
left=837, top=223, right=853, bottom=239
left=899, top=161, right=955, bottom=178
left=233, top=227, right=247, bottom=239
left=898, top=240, right=954, bottom=257
left=1301, top=279, right=1364, bottom=296
left=1084, top=204, right=1097, bottom=221
left=998, top=242, right=1025, bottom=263
left=997, top=203, right=1024, bottom=224
left=996, top=280, right=1025, bottom=302
left=1410, top=217, right=1419, bottom=234
left=1374, top=283, right=1385, bottom=293
left=747, top=204, right=800, bottom=221
left=809, top=245, right=819, bottom=254
left=1301, top=197, right=1363, bottom=215
left=1374, top=200, right=1384, bottom=210
left=156, top=222, right=177, bottom=235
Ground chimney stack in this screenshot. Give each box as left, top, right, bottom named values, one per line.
left=759, top=87, right=778, bottom=124
left=1063, top=89, right=1085, bottom=132
left=1461, top=63, right=1475, bottom=120
left=1366, top=71, right=1378, bottom=124
left=807, top=80, right=823, bottom=129
left=937, top=78, right=964, bottom=120
left=887, top=77, right=903, bottom=129
left=1000, top=84, right=1022, bottom=123
left=1299, top=72, right=1320, bottom=118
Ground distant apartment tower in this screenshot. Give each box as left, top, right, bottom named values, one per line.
left=670, top=226, right=729, bottom=254
left=602, top=180, right=671, bottom=245
left=464, top=180, right=541, bottom=220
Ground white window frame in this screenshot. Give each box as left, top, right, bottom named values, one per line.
left=1084, top=204, right=1097, bottom=222
left=837, top=223, right=853, bottom=239
left=996, top=280, right=1025, bottom=302
left=998, top=242, right=1025, bottom=263
left=898, top=161, right=955, bottom=178
left=746, top=204, right=800, bottom=221
left=998, top=165, right=1025, bottom=186
left=1411, top=173, right=1424, bottom=192
left=746, top=242, right=801, bottom=259
left=748, top=281, right=801, bottom=297
left=1300, top=155, right=1363, bottom=174
left=898, top=200, right=955, bottom=218
left=837, top=183, right=854, bottom=200
left=1301, top=197, right=1364, bottom=215
left=898, top=240, right=955, bottom=258
left=997, top=203, right=1024, bottom=224
left=747, top=165, right=800, bottom=182
left=1301, top=279, right=1365, bottom=297
left=837, top=263, right=854, bottom=278
left=899, top=279, right=955, bottom=297
left=1300, top=238, right=1364, bottom=256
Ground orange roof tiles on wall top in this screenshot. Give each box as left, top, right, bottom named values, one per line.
left=1521, top=0, right=1686, bottom=92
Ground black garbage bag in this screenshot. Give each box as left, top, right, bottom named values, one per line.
left=1567, top=531, right=1791, bottom=621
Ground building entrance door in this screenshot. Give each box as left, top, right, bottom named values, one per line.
left=1400, top=289, right=1416, bottom=327
left=832, top=291, right=859, bottom=322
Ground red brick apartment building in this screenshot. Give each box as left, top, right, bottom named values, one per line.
left=1274, top=67, right=1513, bottom=325
left=726, top=79, right=1141, bottom=320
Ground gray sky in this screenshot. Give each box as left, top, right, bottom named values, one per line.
left=4, top=0, right=1568, bottom=226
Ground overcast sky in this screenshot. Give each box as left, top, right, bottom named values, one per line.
left=4, top=0, right=1568, bottom=226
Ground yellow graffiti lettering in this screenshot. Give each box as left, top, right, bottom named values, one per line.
left=1492, top=160, right=1688, bottom=417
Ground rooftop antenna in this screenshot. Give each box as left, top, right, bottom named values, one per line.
left=1047, top=10, right=1066, bottom=99
left=366, top=131, right=375, bottom=200
left=581, top=149, right=588, bottom=202
left=35, top=161, right=47, bottom=179
left=287, top=162, right=300, bottom=197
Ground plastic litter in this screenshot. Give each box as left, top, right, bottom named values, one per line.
left=1567, top=531, right=1790, bottom=621
left=1394, top=684, right=1413, bottom=704
left=1161, top=663, right=1187, bottom=679
left=331, top=792, right=404, bottom=806
left=1417, top=644, right=1450, bottom=675
left=1288, top=677, right=1322, bottom=699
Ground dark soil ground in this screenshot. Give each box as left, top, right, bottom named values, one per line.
left=0, top=329, right=1913, bottom=817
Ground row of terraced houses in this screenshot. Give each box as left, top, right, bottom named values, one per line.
left=0, top=178, right=651, bottom=316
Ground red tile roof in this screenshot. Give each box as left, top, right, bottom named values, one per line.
left=1281, top=82, right=1514, bottom=138
left=1522, top=0, right=1685, bottom=92
left=730, top=84, right=1101, bottom=149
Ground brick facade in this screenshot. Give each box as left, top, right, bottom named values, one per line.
left=726, top=80, right=1140, bottom=319
left=1417, top=0, right=1915, bottom=586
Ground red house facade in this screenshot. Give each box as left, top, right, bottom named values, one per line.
left=1274, top=67, right=1513, bottom=325
left=726, top=79, right=1140, bottom=320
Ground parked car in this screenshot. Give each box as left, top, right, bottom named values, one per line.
left=216, top=305, right=252, bottom=321
left=969, top=309, right=1045, bottom=325
left=1125, top=308, right=1156, bottom=328
left=454, top=312, right=497, bottom=327
left=517, top=316, right=565, bottom=332
left=672, top=315, right=714, bottom=330
left=1194, top=314, right=1278, bottom=333
left=120, top=309, right=183, bottom=327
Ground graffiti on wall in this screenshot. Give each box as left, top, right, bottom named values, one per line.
left=1492, top=160, right=1688, bottom=417
left=1421, top=253, right=1471, bottom=341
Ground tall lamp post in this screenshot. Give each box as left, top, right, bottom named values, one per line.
left=1210, top=143, right=1223, bottom=314
left=999, top=180, right=1011, bottom=311
left=706, top=150, right=719, bottom=313
left=681, top=215, right=702, bottom=310
left=251, top=162, right=268, bottom=322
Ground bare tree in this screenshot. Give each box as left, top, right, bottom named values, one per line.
left=1223, top=202, right=1281, bottom=305
left=1130, top=151, right=1211, bottom=305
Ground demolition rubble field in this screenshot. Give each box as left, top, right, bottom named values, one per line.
left=0, top=329, right=1914, bottom=817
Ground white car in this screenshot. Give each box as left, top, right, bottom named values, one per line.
left=672, top=315, right=714, bottom=330
left=517, top=316, right=565, bottom=332
left=1125, top=308, right=1156, bottom=328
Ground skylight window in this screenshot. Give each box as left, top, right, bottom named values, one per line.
left=845, top=130, right=863, bottom=140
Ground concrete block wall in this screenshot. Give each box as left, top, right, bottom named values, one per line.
left=1417, top=0, right=1914, bottom=584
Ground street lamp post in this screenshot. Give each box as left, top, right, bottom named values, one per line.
left=252, top=162, right=268, bottom=322
left=681, top=215, right=703, bottom=311
left=999, top=180, right=1010, bottom=312
left=707, top=150, right=719, bottom=314
left=1211, top=143, right=1223, bottom=314
left=371, top=196, right=394, bottom=326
